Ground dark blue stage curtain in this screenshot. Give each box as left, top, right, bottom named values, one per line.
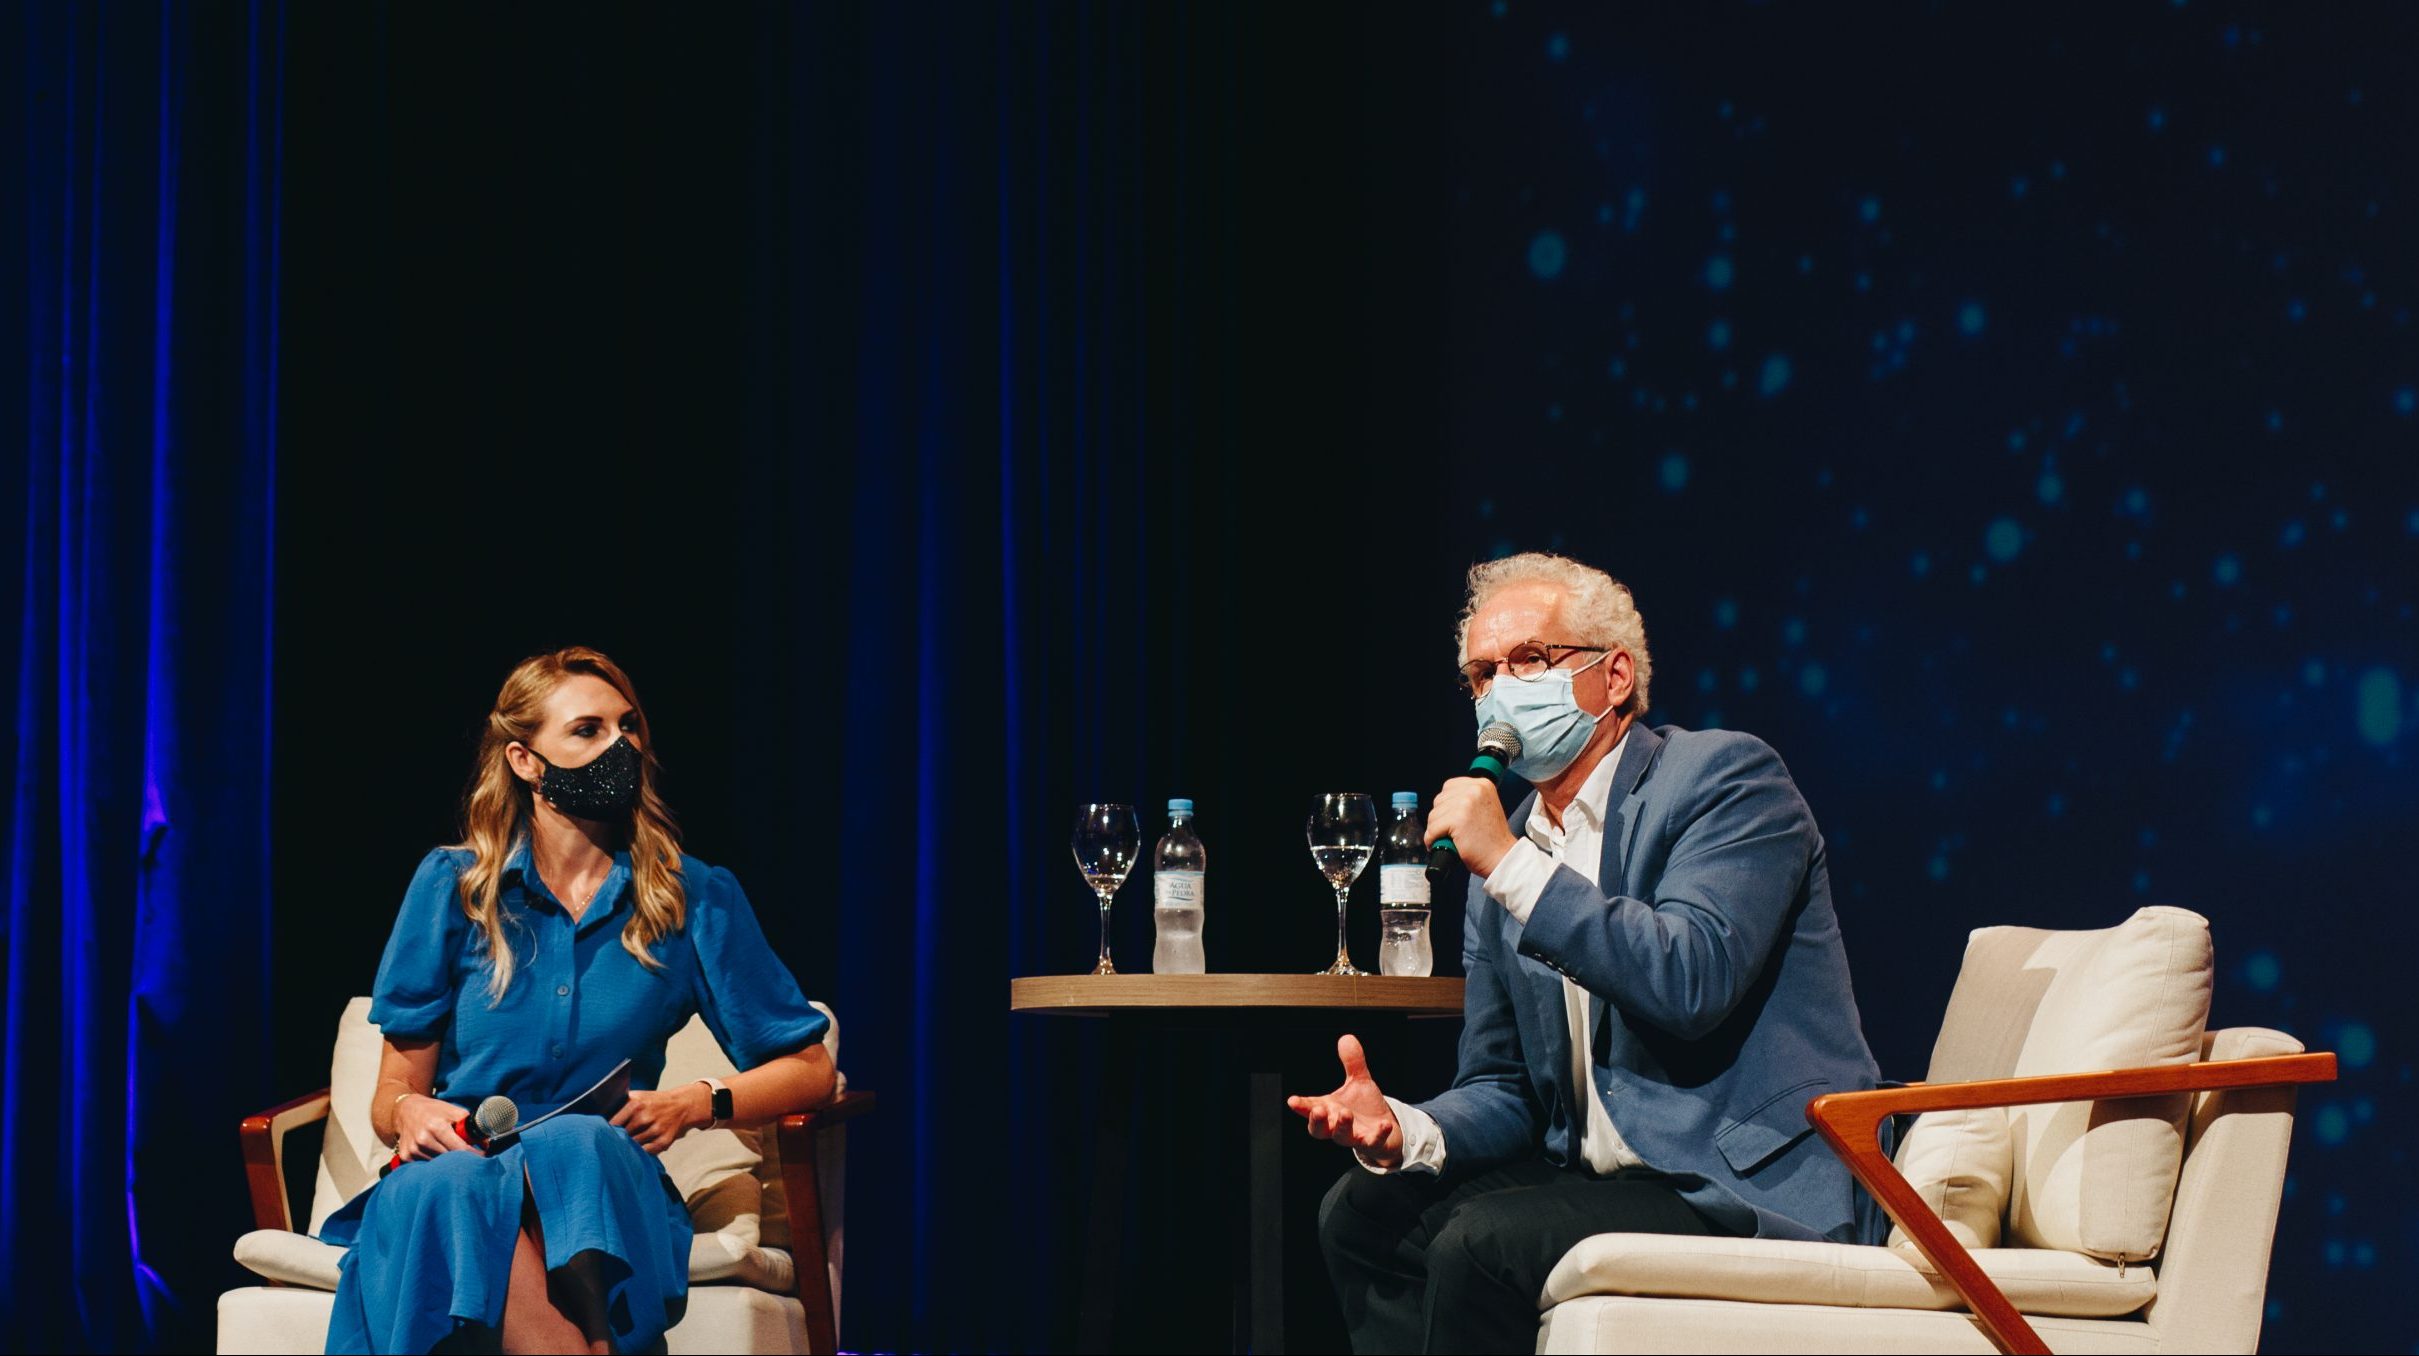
left=767, top=6, right=1236, bottom=1348
left=1, top=3, right=285, bottom=1350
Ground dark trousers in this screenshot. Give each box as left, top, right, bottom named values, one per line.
left=1316, top=1160, right=1725, bottom=1355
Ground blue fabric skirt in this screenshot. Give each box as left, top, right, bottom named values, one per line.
left=318, top=1115, right=693, bottom=1354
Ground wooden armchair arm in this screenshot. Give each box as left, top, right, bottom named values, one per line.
left=775, top=1089, right=877, bottom=1355
left=239, top=1088, right=334, bottom=1233
left=1806, top=1053, right=2337, bottom=1356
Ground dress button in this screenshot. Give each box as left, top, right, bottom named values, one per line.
left=551, top=1043, right=564, bottom=1057
left=557, top=984, right=570, bottom=997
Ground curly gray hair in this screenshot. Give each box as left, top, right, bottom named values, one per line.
left=1455, top=551, right=1653, bottom=716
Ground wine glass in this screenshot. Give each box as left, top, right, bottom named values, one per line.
left=1071, top=803, right=1140, bottom=975
left=1306, top=793, right=1378, bottom=976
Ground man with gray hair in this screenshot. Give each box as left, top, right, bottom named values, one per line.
left=1287, top=551, right=1879, bottom=1354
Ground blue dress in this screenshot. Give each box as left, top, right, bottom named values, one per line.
left=319, top=842, right=831, bottom=1354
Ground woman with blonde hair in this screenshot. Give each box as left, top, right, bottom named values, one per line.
left=317, top=647, right=836, bottom=1353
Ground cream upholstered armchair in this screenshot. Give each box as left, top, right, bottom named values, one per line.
left=216, top=998, right=873, bottom=1355
left=1536, top=907, right=2335, bottom=1355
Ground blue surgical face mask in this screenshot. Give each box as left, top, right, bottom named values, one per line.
left=1473, top=652, right=1614, bottom=782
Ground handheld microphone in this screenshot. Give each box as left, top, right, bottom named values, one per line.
left=1427, top=722, right=1522, bottom=883
left=382, top=1094, right=519, bottom=1177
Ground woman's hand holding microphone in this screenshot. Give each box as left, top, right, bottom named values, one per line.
left=390, top=1093, right=474, bottom=1162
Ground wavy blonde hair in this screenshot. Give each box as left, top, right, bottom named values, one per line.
left=453, top=647, right=685, bottom=1001
left=1455, top=551, right=1655, bottom=716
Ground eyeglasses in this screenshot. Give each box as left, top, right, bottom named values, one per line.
left=1456, top=641, right=1610, bottom=699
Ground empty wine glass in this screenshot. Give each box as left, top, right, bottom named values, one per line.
left=1071, top=803, right=1140, bottom=975
left=1306, top=793, right=1378, bottom=976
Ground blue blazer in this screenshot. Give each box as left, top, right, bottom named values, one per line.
left=1415, top=723, right=1883, bottom=1243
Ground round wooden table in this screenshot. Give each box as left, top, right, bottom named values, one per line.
left=1012, top=974, right=1463, bottom=1353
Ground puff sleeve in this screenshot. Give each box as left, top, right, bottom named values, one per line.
left=366, top=848, right=473, bottom=1040
left=688, top=864, right=829, bottom=1069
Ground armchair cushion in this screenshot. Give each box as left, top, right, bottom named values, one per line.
left=1542, top=1234, right=2156, bottom=1320
left=1885, top=1106, right=2010, bottom=1251
left=306, top=997, right=388, bottom=1236
left=1915, top=905, right=2211, bottom=1263
left=655, top=999, right=843, bottom=1250
left=232, top=1228, right=346, bottom=1290
left=233, top=1226, right=797, bottom=1292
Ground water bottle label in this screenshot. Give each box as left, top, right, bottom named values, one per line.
left=1379, top=865, right=1430, bottom=906
left=1154, top=871, right=1205, bottom=908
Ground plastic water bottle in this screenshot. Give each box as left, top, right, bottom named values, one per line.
left=1378, top=791, right=1433, bottom=977
left=1152, top=799, right=1206, bottom=974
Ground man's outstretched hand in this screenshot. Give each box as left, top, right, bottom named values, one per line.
left=1285, top=1034, right=1404, bottom=1170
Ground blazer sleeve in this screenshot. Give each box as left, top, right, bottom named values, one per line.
left=1514, top=734, right=1818, bottom=1041
left=1412, top=881, right=1547, bottom=1172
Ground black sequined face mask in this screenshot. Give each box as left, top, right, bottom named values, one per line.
left=531, top=734, right=642, bottom=820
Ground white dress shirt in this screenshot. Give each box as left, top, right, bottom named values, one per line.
left=1361, top=726, right=1644, bottom=1177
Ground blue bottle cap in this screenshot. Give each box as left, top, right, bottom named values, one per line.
left=1168, top=798, right=1195, bottom=815
left=1391, top=792, right=1419, bottom=810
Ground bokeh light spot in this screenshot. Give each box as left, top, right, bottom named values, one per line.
left=1798, top=663, right=1827, bottom=696
left=2244, top=951, right=2282, bottom=991
left=1528, top=230, right=1567, bottom=280
left=1654, top=452, right=1693, bottom=495
left=2213, top=554, right=2241, bottom=586
left=1984, top=517, right=2023, bottom=563
left=2337, top=1022, right=2376, bottom=1069
left=1758, top=353, right=1792, bottom=397
left=2313, top=1103, right=2349, bottom=1146
left=1957, top=301, right=1986, bottom=335
left=1705, top=254, right=1734, bottom=291
left=2355, top=667, right=2402, bottom=745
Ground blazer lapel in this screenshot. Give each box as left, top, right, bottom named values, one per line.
left=1591, top=724, right=1665, bottom=1051
left=1596, top=722, right=1662, bottom=895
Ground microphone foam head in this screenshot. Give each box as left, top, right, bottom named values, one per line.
left=474, top=1095, right=520, bottom=1139
left=1477, top=721, right=1523, bottom=761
